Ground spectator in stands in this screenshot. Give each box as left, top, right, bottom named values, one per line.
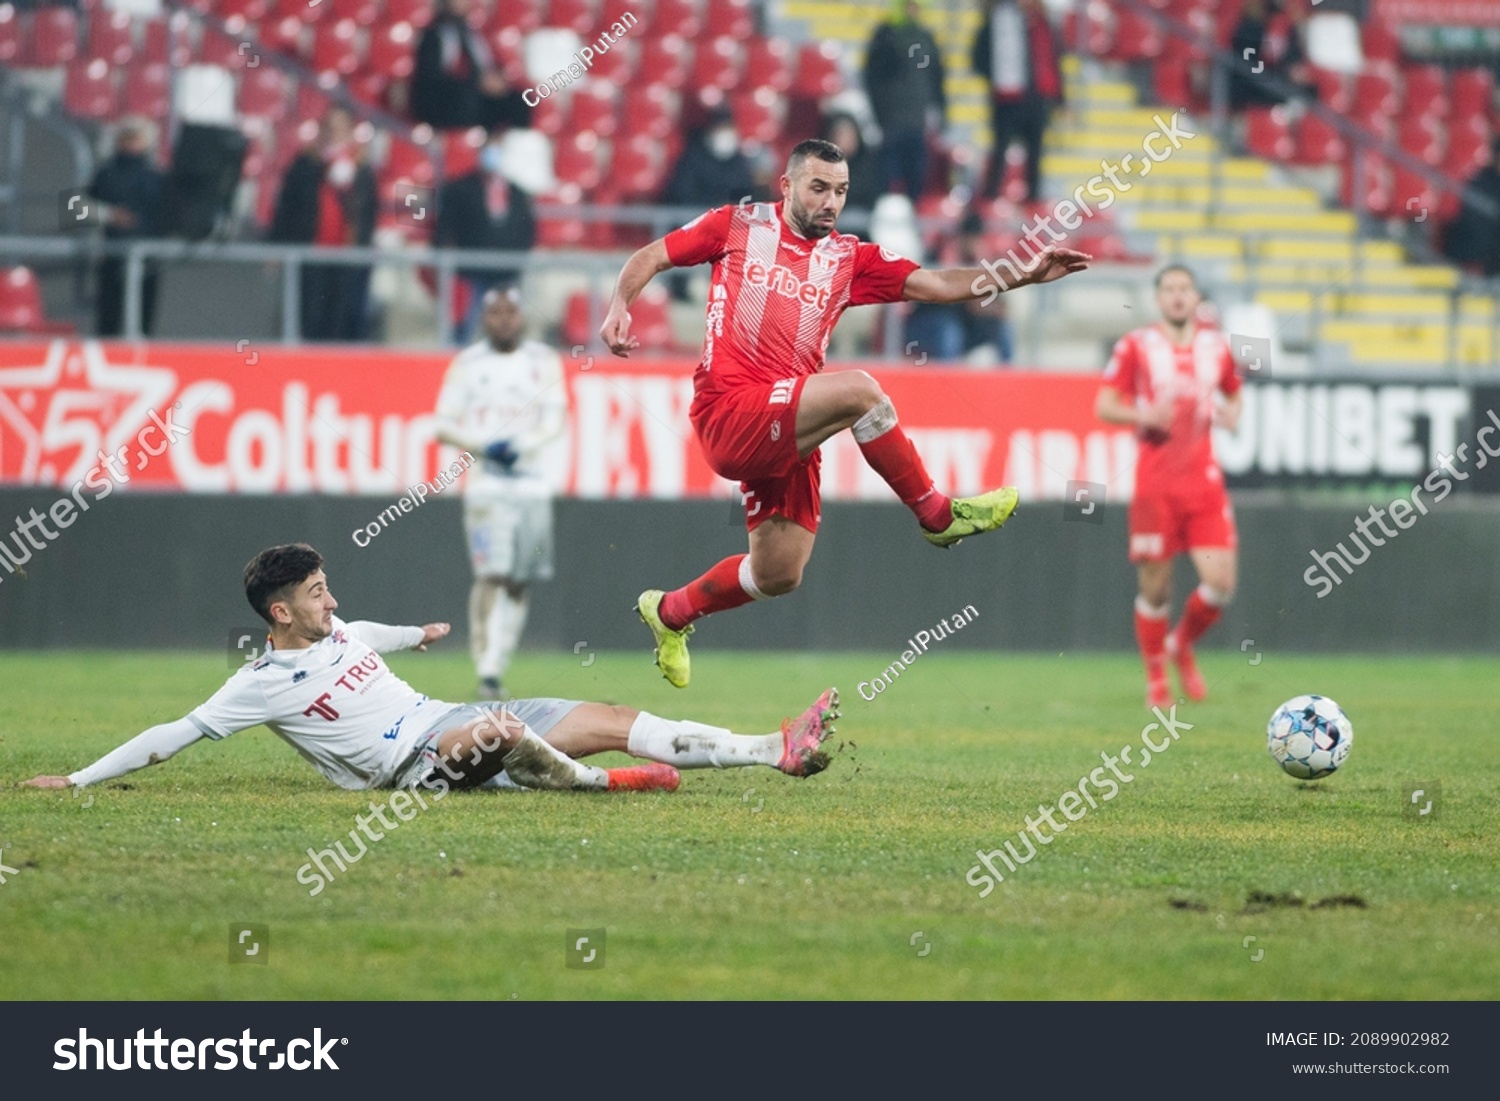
left=1443, top=139, right=1500, bottom=277
left=269, top=106, right=378, bottom=343
left=1229, top=0, right=1310, bottom=109
left=411, top=0, right=531, bottom=131
left=435, top=131, right=537, bottom=343
left=88, top=117, right=166, bottom=338
left=971, top=0, right=1063, bottom=203
left=904, top=211, right=1014, bottom=365
left=823, top=112, right=883, bottom=215
left=663, top=106, right=760, bottom=210
left=862, top=0, right=947, bottom=200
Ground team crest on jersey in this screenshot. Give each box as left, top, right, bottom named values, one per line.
left=293, top=670, right=307, bottom=683
left=332, top=629, right=347, bottom=644
left=770, top=421, right=781, bottom=441
left=878, top=246, right=907, bottom=264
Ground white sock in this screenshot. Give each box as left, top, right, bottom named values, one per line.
left=469, top=579, right=499, bottom=673
left=626, top=712, right=782, bottom=769
left=501, top=730, right=608, bottom=791
left=497, top=588, right=529, bottom=665
left=479, top=584, right=512, bottom=680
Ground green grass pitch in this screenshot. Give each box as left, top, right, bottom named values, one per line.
left=2, top=649, right=1497, bottom=1000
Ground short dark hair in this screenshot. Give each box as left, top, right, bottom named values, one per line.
left=1155, top=264, right=1199, bottom=290
left=787, top=139, right=845, bottom=179
left=244, top=543, right=324, bottom=625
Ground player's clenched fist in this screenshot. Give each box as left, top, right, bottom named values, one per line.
left=601, top=306, right=639, bottom=357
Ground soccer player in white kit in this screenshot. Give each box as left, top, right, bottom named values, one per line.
left=21, top=544, right=841, bottom=797
left=435, top=285, right=566, bottom=699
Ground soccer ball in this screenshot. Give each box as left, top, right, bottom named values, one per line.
left=1266, top=695, right=1353, bottom=780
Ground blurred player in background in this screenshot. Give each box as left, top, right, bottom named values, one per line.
left=435, top=287, right=566, bottom=699
left=1095, top=266, right=1242, bottom=709
left=602, top=138, right=1090, bottom=688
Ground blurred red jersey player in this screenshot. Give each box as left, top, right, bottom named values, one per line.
left=1096, top=265, right=1244, bottom=709
left=600, top=139, right=1090, bottom=687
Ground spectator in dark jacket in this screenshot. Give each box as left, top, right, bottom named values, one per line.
left=1229, top=0, right=1311, bottom=110
left=662, top=106, right=759, bottom=209
left=88, top=117, right=167, bottom=337
left=971, top=0, right=1063, bottom=202
left=1443, top=140, right=1500, bottom=276
left=823, top=112, right=883, bottom=214
left=863, top=0, right=946, bottom=200
left=435, top=134, right=537, bottom=342
left=411, top=0, right=530, bottom=131
left=269, top=106, right=378, bottom=342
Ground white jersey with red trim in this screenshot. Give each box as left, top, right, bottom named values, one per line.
left=187, top=616, right=455, bottom=790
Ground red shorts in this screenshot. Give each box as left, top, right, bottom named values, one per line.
left=1128, top=480, right=1237, bottom=562
left=690, top=376, right=821, bottom=534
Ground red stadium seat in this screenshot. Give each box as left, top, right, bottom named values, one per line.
left=584, top=36, right=633, bottom=82
left=219, top=0, right=271, bottom=22
left=561, top=290, right=598, bottom=348
left=792, top=42, right=843, bottom=99
left=123, top=63, right=172, bottom=118
left=0, top=5, right=19, bottom=65
left=744, top=37, right=793, bottom=93
left=553, top=130, right=606, bottom=192
left=272, top=0, right=329, bottom=24
left=703, top=0, right=752, bottom=39
left=312, top=19, right=363, bottom=78
left=63, top=58, right=119, bottom=120
left=1444, top=122, right=1489, bottom=178
left=628, top=286, right=674, bottom=350
left=368, top=20, right=417, bottom=78
left=536, top=208, right=589, bottom=247
left=1244, top=105, right=1292, bottom=162
left=653, top=0, right=702, bottom=39
left=1402, top=65, right=1448, bottom=121
left=1307, top=66, right=1351, bottom=113
left=262, top=16, right=309, bottom=57
left=1360, top=18, right=1399, bottom=64
left=25, top=6, right=79, bottom=67
left=295, top=83, right=334, bottom=126
left=598, top=0, right=645, bottom=34
left=529, top=90, right=568, bottom=135
left=1353, top=70, right=1398, bottom=118
left=638, top=34, right=690, bottom=90
left=1341, top=154, right=1391, bottom=214
left=237, top=64, right=290, bottom=120
left=88, top=9, right=135, bottom=66
left=1398, top=115, right=1443, bottom=165
left=547, top=0, right=596, bottom=35
left=384, top=136, right=438, bottom=185
left=0, top=268, right=74, bottom=336
left=142, top=15, right=192, bottom=67
left=1061, top=2, right=1112, bottom=57
left=1450, top=68, right=1493, bottom=123
left=1389, top=167, right=1435, bottom=221
left=1153, top=55, right=1190, bottom=107
left=620, top=82, right=676, bottom=139
left=198, top=27, right=254, bottom=68
left=484, top=24, right=527, bottom=82
left=689, top=36, right=742, bottom=92
left=609, top=134, right=665, bottom=199
left=1111, top=7, right=1163, bottom=61
left=1293, top=111, right=1345, bottom=165
left=331, top=0, right=382, bottom=27
left=569, top=81, right=619, bottom=138
left=385, top=0, right=434, bottom=27
left=490, top=0, right=543, bottom=34
left=729, top=85, right=784, bottom=145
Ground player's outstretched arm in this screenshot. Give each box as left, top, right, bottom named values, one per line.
left=344, top=621, right=450, bottom=653
left=20, top=716, right=206, bottom=790
left=601, top=239, right=673, bottom=357
left=903, top=246, right=1092, bottom=304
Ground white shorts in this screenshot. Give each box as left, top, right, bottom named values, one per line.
left=388, top=697, right=583, bottom=790
left=464, top=488, right=553, bottom=582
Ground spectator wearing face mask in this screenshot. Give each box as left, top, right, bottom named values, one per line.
left=435, top=133, right=538, bottom=344
left=269, top=105, right=379, bottom=342
left=662, top=107, right=759, bottom=210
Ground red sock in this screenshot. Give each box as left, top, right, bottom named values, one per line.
left=857, top=425, right=952, bottom=531
left=1134, top=601, right=1169, bottom=677
left=659, top=555, right=756, bottom=630
left=1174, top=587, right=1223, bottom=648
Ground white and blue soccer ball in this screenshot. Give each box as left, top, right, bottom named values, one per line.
left=1267, top=695, right=1353, bottom=780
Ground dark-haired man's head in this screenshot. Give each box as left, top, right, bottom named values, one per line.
left=1154, top=265, right=1202, bottom=327
left=781, top=139, right=848, bottom=239
left=243, top=544, right=337, bottom=643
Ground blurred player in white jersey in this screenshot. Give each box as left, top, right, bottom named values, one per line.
left=435, top=286, right=567, bottom=699
left=22, top=544, right=841, bottom=796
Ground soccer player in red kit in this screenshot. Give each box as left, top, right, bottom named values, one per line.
left=600, top=139, right=1090, bottom=687
left=1096, top=266, right=1243, bottom=709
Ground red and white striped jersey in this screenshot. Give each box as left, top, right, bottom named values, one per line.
left=1103, top=323, right=1241, bottom=491
left=664, top=202, right=919, bottom=396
